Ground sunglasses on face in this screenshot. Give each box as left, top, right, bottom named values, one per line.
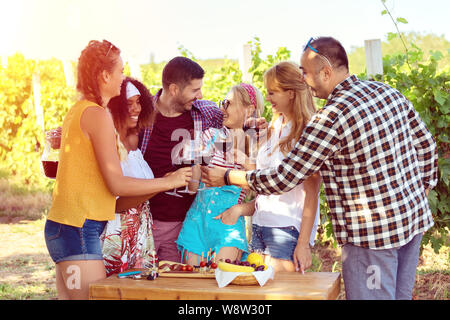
left=303, top=37, right=332, bottom=68
left=219, top=99, right=230, bottom=110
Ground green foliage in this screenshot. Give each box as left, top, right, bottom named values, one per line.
left=0, top=54, right=76, bottom=191
left=348, top=32, right=450, bottom=75
left=247, top=37, right=291, bottom=121
left=141, top=61, right=164, bottom=95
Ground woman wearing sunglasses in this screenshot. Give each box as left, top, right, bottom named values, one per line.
left=176, top=83, right=264, bottom=265
left=213, top=62, right=321, bottom=272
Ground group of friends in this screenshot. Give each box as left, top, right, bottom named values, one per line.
left=44, top=36, right=438, bottom=300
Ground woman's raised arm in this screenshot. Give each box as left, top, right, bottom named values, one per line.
left=81, top=106, right=191, bottom=196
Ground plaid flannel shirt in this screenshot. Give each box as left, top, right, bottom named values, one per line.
left=139, top=89, right=223, bottom=155
left=247, top=75, right=438, bottom=249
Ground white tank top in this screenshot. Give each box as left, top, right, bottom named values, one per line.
left=253, top=116, right=319, bottom=246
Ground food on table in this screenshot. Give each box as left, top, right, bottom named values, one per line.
left=218, top=261, right=255, bottom=273
left=217, top=252, right=268, bottom=272
left=246, top=252, right=264, bottom=267
left=157, top=260, right=216, bottom=274
left=158, top=261, right=194, bottom=273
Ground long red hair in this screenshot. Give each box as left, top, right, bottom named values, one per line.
left=76, top=40, right=120, bottom=106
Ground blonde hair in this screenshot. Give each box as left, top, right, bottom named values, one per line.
left=264, top=61, right=316, bottom=155
left=229, top=83, right=265, bottom=160
left=229, top=84, right=264, bottom=118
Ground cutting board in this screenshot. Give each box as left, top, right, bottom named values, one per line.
left=158, top=271, right=215, bottom=279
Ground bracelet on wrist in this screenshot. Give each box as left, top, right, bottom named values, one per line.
left=224, top=169, right=232, bottom=185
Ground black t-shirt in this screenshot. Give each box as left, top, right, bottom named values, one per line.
left=144, top=112, right=195, bottom=221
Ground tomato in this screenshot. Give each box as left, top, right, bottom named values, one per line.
left=200, top=261, right=206, bottom=267
left=186, top=265, right=193, bottom=272
left=181, top=265, right=187, bottom=271
left=210, top=262, right=218, bottom=269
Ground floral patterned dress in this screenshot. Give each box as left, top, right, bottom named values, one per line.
left=100, top=149, right=155, bottom=276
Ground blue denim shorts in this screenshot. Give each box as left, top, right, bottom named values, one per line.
left=44, top=219, right=107, bottom=264
left=250, top=224, right=299, bottom=261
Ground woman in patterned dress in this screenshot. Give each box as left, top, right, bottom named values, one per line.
left=101, top=77, right=158, bottom=276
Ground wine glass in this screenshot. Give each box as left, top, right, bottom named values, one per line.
left=178, top=139, right=197, bottom=195
left=164, top=140, right=187, bottom=198
left=198, top=128, right=234, bottom=191
left=196, top=133, right=217, bottom=191
left=197, top=148, right=213, bottom=192
left=213, top=128, right=233, bottom=155
left=41, top=129, right=61, bottom=179
left=164, top=183, right=183, bottom=197
left=243, top=116, right=258, bottom=132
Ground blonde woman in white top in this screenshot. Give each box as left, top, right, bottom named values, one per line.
left=214, top=62, right=321, bottom=272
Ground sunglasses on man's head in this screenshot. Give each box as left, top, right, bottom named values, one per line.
left=220, top=99, right=230, bottom=110
left=303, top=37, right=332, bottom=68
left=304, top=37, right=319, bottom=53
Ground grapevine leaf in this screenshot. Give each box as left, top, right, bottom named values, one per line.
left=387, top=32, right=398, bottom=41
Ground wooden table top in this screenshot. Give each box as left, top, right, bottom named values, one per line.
left=89, top=271, right=341, bottom=300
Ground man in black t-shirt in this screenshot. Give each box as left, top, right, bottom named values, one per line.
left=140, top=57, right=223, bottom=262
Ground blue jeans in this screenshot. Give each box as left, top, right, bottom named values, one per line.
left=342, top=233, right=423, bottom=300
left=44, top=219, right=107, bottom=264
left=250, top=224, right=299, bottom=261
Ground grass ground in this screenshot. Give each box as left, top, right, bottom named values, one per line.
left=0, top=176, right=448, bottom=300
left=0, top=217, right=56, bottom=299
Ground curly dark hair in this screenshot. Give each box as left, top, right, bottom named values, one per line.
left=107, top=77, right=155, bottom=133
left=77, top=40, right=120, bottom=106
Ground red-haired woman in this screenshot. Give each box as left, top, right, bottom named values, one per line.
left=44, top=40, right=192, bottom=299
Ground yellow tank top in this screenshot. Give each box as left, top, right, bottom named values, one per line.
left=48, top=100, right=116, bottom=227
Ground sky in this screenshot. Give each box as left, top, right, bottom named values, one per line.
left=1, top=0, right=449, bottom=65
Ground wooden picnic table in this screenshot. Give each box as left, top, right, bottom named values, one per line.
left=89, top=271, right=341, bottom=300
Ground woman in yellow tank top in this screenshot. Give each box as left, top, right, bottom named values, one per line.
left=44, top=40, right=192, bottom=300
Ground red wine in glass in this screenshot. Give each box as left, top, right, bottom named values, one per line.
left=42, top=160, right=58, bottom=179
left=214, top=129, right=233, bottom=154
left=243, top=117, right=262, bottom=141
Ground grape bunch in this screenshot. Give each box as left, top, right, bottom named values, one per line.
left=224, top=258, right=266, bottom=271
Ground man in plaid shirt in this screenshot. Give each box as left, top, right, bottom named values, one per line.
left=202, top=37, right=438, bottom=299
